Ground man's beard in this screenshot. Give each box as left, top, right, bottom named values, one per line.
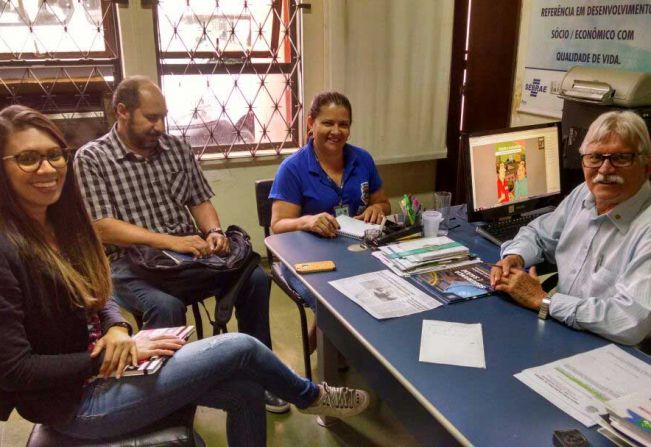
left=592, top=173, right=625, bottom=185
left=127, top=120, right=161, bottom=150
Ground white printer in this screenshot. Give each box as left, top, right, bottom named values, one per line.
left=560, top=66, right=651, bottom=107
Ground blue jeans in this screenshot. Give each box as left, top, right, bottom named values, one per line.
left=54, top=333, right=319, bottom=447
left=280, top=263, right=317, bottom=310
left=112, top=258, right=272, bottom=348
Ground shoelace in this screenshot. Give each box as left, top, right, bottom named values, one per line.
left=320, top=382, right=356, bottom=409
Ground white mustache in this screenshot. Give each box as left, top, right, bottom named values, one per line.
left=593, top=173, right=624, bottom=185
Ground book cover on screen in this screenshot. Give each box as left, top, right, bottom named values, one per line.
left=412, top=262, right=493, bottom=305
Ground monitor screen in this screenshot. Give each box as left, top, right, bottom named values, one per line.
left=465, top=122, right=563, bottom=223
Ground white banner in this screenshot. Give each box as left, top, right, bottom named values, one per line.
left=519, top=0, right=651, bottom=117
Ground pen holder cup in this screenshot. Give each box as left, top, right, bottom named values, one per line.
left=400, top=210, right=422, bottom=227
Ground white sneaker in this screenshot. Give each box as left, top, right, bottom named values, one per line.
left=299, top=382, right=370, bottom=418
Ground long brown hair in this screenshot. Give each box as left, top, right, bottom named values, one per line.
left=0, top=105, right=111, bottom=310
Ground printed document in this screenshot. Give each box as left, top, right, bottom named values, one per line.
left=515, top=344, right=651, bottom=427
left=419, top=320, right=486, bottom=368
left=329, top=270, right=441, bottom=319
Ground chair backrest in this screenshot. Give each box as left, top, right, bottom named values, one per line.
left=254, top=179, right=274, bottom=260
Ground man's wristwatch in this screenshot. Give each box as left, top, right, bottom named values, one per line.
left=205, top=227, right=224, bottom=237
left=538, top=293, right=553, bottom=320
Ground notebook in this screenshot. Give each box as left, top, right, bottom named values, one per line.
left=163, top=250, right=224, bottom=264
left=335, top=215, right=382, bottom=239
left=113, top=326, right=195, bottom=377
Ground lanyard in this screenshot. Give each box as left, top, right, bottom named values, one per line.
left=314, top=151, right=346, bottom=205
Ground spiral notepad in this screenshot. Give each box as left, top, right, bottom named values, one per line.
left=335, top=215, right=382, bottom=239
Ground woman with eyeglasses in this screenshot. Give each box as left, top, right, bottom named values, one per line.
left=0, top=105, right=369, bottom=446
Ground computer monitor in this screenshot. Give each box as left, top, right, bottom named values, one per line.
left=464, top=122, right=564, bottom=224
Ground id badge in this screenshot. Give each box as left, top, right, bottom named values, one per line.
left=334, top=204, right=350, bottom=217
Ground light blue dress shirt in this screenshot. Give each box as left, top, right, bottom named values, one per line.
left=501, top=181, right=651, bottom=345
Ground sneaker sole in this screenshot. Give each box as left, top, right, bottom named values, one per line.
left=265, top=403, right=291, bottom=414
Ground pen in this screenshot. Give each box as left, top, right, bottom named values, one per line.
left=594, top=254, right=603, bottom=272
left=404, top=194, right=415, bottom=225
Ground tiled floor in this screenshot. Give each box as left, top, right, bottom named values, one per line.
left=1, top=281, right=420, bottom=447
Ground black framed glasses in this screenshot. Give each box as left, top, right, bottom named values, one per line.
left=581, top=152, right=638, bottom=168
left=1, top=148, right=69, bottom=173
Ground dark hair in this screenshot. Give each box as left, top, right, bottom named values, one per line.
left=308, top=91, right=353, bottom=123
left=112, top=75, right=153, bottom=112
left=0, top=105, right=111, bottom=311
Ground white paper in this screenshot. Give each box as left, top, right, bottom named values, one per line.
left=328, top=270, right=441, bottom=319
left=418, top=320, right=486, bottom=368
left=515, top=345, right=651, bottom=427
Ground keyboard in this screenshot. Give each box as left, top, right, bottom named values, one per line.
left=476, top=214, right=538, bottom=246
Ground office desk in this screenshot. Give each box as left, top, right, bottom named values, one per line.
left=265, top=209, right=649, bottom=446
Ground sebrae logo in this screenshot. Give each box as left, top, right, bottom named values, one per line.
left=524, top=78, right=548, bottom=97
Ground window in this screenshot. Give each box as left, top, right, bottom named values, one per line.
left=154, top=0, right=303, bottom=158
left=0, top=0, right=121, bottom=149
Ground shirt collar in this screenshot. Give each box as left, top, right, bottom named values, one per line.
left=306, top=138, right=358, bottom=175
left=583, top=180, right=651, bottom=232
left=109, top=125, right=168, bottom=161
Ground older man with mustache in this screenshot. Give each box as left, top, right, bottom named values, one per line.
left=490, top=111, right=651, bottom=345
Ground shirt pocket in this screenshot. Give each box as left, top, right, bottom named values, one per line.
left=166, top=170, right=191, bottom=206
left=587, top=265, right=618, bottom=297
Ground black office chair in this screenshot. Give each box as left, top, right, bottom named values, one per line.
left=254, top=179, right=312, bottom=380
left=26, top=405, right=204, bottom=447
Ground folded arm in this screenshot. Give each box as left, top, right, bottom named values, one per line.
left=271, top=200, right=339, bottom=238
left=550, top=238, right=651, bottom=345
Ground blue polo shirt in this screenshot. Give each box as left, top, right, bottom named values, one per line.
left=270, top=139, right=383, bottom=216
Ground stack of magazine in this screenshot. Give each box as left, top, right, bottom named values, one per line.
left=411, top=262, right=493, bottom=305
left=373, top=236, right=474, bottom=275
left=372, top=236, right=493, bottom=305
left=598, top=389, right=651, bottom=447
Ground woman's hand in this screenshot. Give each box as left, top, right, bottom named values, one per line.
left=134, top=334, right=186, bottom=362
left=91, top=326, right=137, bottom=379
left=355, top=204, right=385, bottom=224
left=301, top=212, right=340, bottom=238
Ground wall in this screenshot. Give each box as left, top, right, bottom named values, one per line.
left=118, top=0, right=438, bottom=255
left=510, top=0, right=556, bottom=128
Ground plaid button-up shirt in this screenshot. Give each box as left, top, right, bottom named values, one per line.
left=74, top=126, right=214, bottom=260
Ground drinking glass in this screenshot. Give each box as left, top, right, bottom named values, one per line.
left=434, top=191, right=452, bottom=236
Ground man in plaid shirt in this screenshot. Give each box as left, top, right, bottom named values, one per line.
left=74, top=76, right=289, bottom=413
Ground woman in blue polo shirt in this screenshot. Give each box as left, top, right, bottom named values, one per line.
left=269, top=91, right=391, bottom=349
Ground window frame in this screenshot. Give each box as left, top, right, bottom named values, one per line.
left=0, top=0, right=121, bottom=61
left=152, top=0, right=302, bottom=158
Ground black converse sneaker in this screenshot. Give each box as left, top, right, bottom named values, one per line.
left=299, top=382, right=370, bottom=418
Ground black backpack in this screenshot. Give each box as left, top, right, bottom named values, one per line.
left=126, top=225, right=263, bottom=328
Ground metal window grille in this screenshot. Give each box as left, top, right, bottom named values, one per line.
left=153, top=0, right=303, bottom=159
left=0, top=0, right=121, bottom=149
